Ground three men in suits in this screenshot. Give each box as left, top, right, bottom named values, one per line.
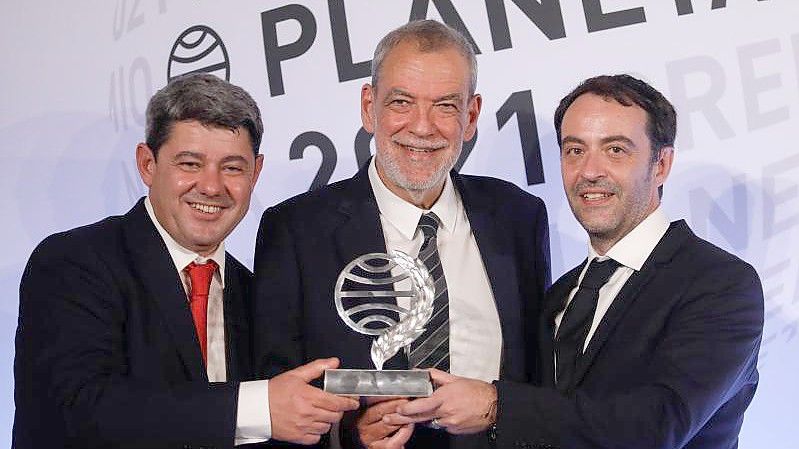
left=252, top=20, right=550, bottom=449
left=386, top=74, right=764, bottom=449
left=13, top=73, right=357, bottom=449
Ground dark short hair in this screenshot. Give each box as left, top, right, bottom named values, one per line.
left=145, top=73, right=263, bottom=156
left=554, top=74, right=676, bottom=162
left=371, top=19, right=477, bottom=96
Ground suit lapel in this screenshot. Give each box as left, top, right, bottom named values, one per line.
left=454, top=174, right=525, bottom=379
left=222, top=257, right=246, bottom=381
left=573, top=221, right=691, bottom=386
left=573, top=268, right=654, bottom=385
left=333, top=166, right=387, bottom=266
left=545, top=262, right=584, bottom=321
left=123, top=199, right=207, bottom=380
left=333, top=166, right=411, bottom=368
left=542, top=264, right=583, bottom=387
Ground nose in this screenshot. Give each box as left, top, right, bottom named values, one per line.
left=196, top=166, right=223, bottom=196
left=407, top=105, right=435, bottom=137
left=577, top=149, right=606, bottom=181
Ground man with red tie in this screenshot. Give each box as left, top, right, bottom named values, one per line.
left=13, top=73, right=357, bottom=449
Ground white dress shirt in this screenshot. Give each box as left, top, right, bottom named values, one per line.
left=554, top=206, right=670, bottom=355
left=368, top=160, right=502, bottom=382
left=145, top=198, right=270, bottom=444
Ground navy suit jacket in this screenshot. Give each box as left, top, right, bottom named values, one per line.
left=252, top=166, right=550, bottom=448
left=14, top=198, right=254, bottom=449
left=494, top=221, right=764, bottom=449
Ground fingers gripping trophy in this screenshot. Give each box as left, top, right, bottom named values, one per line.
left=325, top=250, right=436, bottom=396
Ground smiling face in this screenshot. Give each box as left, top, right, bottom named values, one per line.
left=137, top=120, right=263, bottom=256
left=361, top=40, right=481, bottom=209
left=559, top=93, right=673, bottom=254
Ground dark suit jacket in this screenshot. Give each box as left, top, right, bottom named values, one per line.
left=494, top=220, right=764, bottom=449
left=252, top=166, right=551, bottom=448
left=13, top=198, right=254, bottom=449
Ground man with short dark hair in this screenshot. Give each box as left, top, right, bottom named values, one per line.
left=252, top=20, right=550, bottom=449
left=13, top=73, right=357, bottom=449
left=386, top=74, right=764, bottom=449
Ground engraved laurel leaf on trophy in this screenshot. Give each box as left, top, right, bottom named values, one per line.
left=333, top=250, right=436, bottom=370
left=370, top=251, right=435, bottom=370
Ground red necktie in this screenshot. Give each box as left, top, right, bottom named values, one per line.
left=185, top=260, right=217, bottom=364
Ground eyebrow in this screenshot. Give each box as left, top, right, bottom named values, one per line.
left=173, top=152, right=249, bottom=165
left=560, top=136, right=586, bottom=146
left=434, top=93, right=464, bottom=103
left=600, top=135, right=637, bottom=148
left=220, top=155, right=249, bottom=165
left=384, top=89, right=464, bottom=103
left=560, top=135, right=637, bottom=148
left=386, top=88, right=413, bottom=98
left=174, top=151, right=203, bottom=159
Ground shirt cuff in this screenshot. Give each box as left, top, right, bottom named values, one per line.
left=234, top=379, right=271, bottom=445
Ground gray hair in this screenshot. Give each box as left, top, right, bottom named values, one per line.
left=371, top=19, right=478, bottom=96
left=145, top=73, right=263, bottom=156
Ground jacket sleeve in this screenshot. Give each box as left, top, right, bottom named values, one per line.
left=251, top=206, right=306, bottom=379
left=15, top=236, right=239, bottom=449
left=494, top=260, right=763, bottom=449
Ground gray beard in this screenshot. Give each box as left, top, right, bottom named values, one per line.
left=376, top=150, right=458, bottom=194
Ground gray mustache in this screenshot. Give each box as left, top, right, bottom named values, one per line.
left=392, top=137, right=448, bottom=151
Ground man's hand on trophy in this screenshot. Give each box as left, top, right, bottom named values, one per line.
left=383, top=369, right=497, bottom=435
left=268, top=357, right=360, bottom=445
left=357, top=397, right=412, bottom=447
left=366, top=422, right=414, bottom=449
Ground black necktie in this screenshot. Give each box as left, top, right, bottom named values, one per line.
left=408, top=212, right=450, bottom=371
left=555, top=258, right=621, bottom=392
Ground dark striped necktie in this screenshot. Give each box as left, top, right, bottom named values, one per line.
left=408, top=212, right=450, bottom=371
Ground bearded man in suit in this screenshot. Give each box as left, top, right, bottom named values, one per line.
left=252, top=20, right=551, bottom=449
left=385, top=74, right=764, bottom=449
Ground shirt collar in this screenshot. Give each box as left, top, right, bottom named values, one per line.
left=368, top=158, right=459, bottom=240
left=589, top=206, right=670, bottom=271
left=144, top=197, right=226, bottom=286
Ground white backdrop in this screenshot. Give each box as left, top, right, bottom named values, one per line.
left=2, top=1, right=797, bottom=446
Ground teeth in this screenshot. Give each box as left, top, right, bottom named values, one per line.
left=190, top=203, right=221, bottom=214
left=583, top=193, right=610, bottom=200
left=404, top=145, right=433, bottom=152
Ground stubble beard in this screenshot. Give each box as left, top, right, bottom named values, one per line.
left=573, top=170, right=658, bottom=251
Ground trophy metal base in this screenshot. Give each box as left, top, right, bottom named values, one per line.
left=324, top=369, right=433, bottom=397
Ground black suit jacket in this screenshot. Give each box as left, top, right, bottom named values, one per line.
left=495, top=220, right=764, bottom=449
left=13, top=198, right=254, bottom=449
left=252, top=166, right=550, bottom=448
